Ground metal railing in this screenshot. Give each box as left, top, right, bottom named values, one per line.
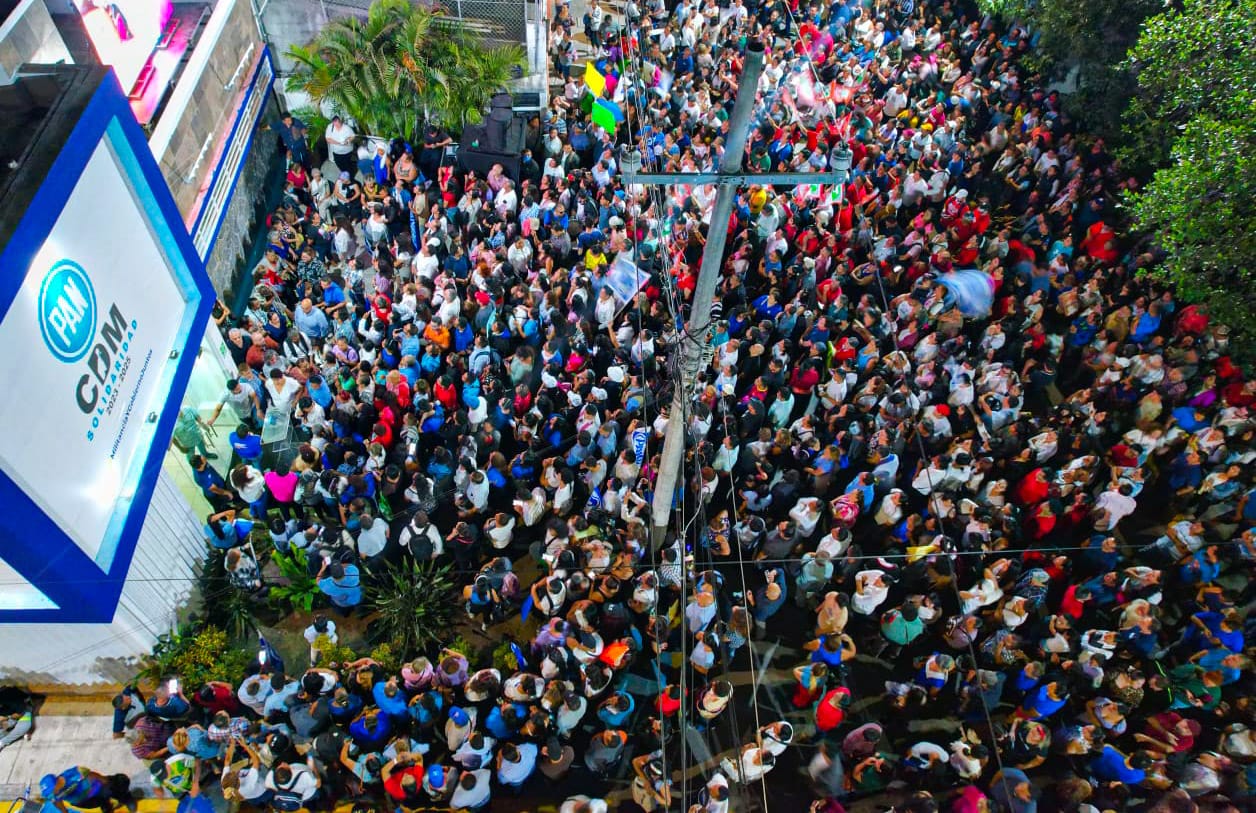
left=320, top=0, right=534, bottom=50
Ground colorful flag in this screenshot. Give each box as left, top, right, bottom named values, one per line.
left=632, top=427, right=649, bottom=465
left=584, top=61, right=606, bottom=97
left=591, top=100, right=617, bottom=133
left=600, top=99, right=626, bottom=123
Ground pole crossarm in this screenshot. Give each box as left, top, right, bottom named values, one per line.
left=623, top=169, right=844, bottom=187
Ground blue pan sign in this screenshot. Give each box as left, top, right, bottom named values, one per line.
left=0, top=73, right=215, bottom=622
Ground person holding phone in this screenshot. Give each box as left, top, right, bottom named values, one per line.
left=145, top=682, right=192, bottom=723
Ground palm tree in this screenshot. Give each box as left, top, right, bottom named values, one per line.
left=287, top=0, right=524, bottom=142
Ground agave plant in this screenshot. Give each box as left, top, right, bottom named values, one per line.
left=287, top=0, right=524, bottom=141
left=366, top=560, right=456, bottom=659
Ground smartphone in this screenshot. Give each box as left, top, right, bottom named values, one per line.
left=167, top=678, right=178, bottom=693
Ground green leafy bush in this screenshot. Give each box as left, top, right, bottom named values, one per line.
left=311, top=633, right=357, bottom=668
left=270, top=547, right=322, bottom=613
left=369, top=643, right=401, bottom=673
left=137, top=626, right=252, bottom=690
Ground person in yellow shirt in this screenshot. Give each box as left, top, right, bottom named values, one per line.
left=584, top=243, right=609, bottom=272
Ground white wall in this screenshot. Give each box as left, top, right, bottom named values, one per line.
left=0, top=468, right=207, bottom=686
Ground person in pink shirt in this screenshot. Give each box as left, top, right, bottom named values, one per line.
left=264, top=463, right=300, bottom=521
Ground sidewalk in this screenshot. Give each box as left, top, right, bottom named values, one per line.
left=0, top=716, right=148, bottom=800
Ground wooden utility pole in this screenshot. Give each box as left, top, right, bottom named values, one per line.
left=621, top=41, right=852, bottom=546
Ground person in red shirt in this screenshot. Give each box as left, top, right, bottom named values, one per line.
left=382, top=755, right=426, bottom=805
left=815, top=685, right=852, bottom=733
left=655, top=684, right=684, bottom=717
left=370, top=420, right=394, bottom=450
left=193, top=681, right=242, bottom=716
left=384, top=370, right=411, bottom=411
left=433, top=375, right=458, bottom=412
left=1014, top=468, right=1050, bottom=506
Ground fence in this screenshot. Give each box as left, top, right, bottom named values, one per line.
left=320, top=0, right=540, bottom=52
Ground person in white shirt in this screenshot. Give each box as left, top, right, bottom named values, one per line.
left=236, top=673, right=273, bottom=716
left=496, top=742, right=538, bottom=788
left=1093, top=483, right=1137, bottom=531
left=355, top=515, right=389, bottom=564
left=720, top=744, right=775, bottom=783
left=324, top=116, right=357, bottom=176
left=851, top=570, right=890, bottom=616
left=265, top=369, right=301, bottom=414
left=449, top=769, right=491, bottom=810
left=266, top=760, right=320, bottom=806
left=560, top=796, right=609, bottom=813
left=485, top=513, right=516, bottom=550
left=399, top=512, right=443, bottom=559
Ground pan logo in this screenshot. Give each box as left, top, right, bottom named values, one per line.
left=38, top=260, right=97, bottom=363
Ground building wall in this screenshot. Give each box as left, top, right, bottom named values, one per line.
left=149, top=0, right=262, bottom=223
left=0, top=468, right=207, bottom=685
left=0, top=0, right=73, bottom=83
left=202, top=98, right=279, bottom=293
left=147, top=0, right=276, bottom=295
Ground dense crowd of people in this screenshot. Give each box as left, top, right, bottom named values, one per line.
left=44, top=0, right=1256, bottom=810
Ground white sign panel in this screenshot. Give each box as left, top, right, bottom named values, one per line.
left=0, top=139, right=188, bottom=570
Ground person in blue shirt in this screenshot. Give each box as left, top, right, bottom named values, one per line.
left=408, top=691, right=447, bottom=732
left=307, top=376, right=334, bottom=410
left=809, top=633, right=856, bottom=669
left=293, top=298, right=330, bottom=340
left=372, top=678, right=410, bottom=723
left=484, top=701, right=524, bottom=740
left=420, top=345, right=443, bottom=376
left=229, top=424, right=263, bottom=466
left=320, top=278, right=347, bottom=317
left=1089, top=744, right=1150, bottom=784
left=190, top=456, right=233, bottom=510
left=399, top=324, right=422, bottom=359
left=348, top=708, right=392, bottom=752
left=749, top=568, right=787, bottom=631
left=146, top=683, right=192, bottom=722
left=1017, top=680, right=1069, bottom=719
left=329, top=687, right=364, bottom=725
left=316, top=560, right=362, bottom=613
left=263, top=674, right=302, bottom=720
left=1179, top=546, right=1222, bottom=584
left=453, top=318, right=475, bottom=352
left=205, top=509, right=254, bottom=550
left=1129, top=304, right=1163, bottom=344
left=751, top=291, right=784, bottom=320
left=673, top=45, right=695, bottom=77
left=843, top=471, right=878, bottom=513
left=596, top=692, right=635, bottom=728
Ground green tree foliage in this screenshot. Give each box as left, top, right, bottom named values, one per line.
left=1124, top=0, right=1256, bottom=346
left=286, top=0, right=524, bottom=141
left=366, top=560, right=456, bottom=658
left=1129, top=114, right=1256, bottom=340
left=1123, top=0, right=1256, bottom=172
left=976, top=0, right=1160, bottom=142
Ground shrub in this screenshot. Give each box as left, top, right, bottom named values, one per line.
left=270, top=547, right=322, bottom=613
left=366, top=560, right=456, bottom=658
left=136, top=626, right=252, bottom=690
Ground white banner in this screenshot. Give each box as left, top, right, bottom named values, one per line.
left=0, top=140, right=189, bottom=569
